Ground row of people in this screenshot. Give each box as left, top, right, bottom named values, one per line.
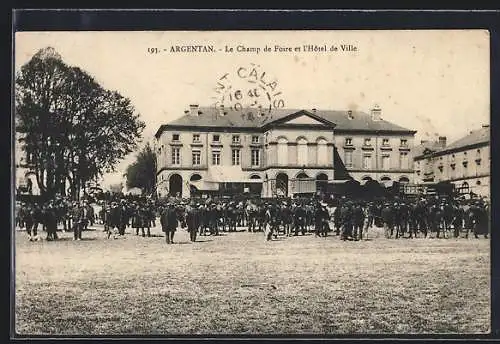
left=16, top=195, right=489, bottom=242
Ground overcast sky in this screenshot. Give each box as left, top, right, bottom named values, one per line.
left=15, top=30, right=490, bottom=188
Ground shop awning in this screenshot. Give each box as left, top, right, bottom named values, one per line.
left=328, top=179, right=352, bottom=185
left=207, top=166, right=262, bottom=184
left=189, top=180, right=219, bottom=191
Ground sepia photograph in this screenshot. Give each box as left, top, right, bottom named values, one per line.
left=12, top=29, right=490, bottom=336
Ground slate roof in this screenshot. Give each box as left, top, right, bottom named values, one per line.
left=158, top=106, right=414, bottom=136
left=442, top=126, right=490, bottom=152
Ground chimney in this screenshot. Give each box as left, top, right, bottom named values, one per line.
left=312, top=108, right=317, bottom=114
left=482, top=124, right=490, bottom=128
left=189, top=104, right=199, bottom=116
left=347, top=110, right=354, bottom=120
left=218, top=104, right=225, bottom=117
left=438, top=136, right=447, bottom=148
left=371, top=104, right=381, bottom=121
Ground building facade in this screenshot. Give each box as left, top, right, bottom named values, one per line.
left=413, top=125, right=490, bottom=198
left=14, top=136, right=40, bottom=196
left=154, top=105, right=416, bottom=198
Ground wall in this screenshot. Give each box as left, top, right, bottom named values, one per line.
left=264, top=128, right=335, bottom=168
left=334, top=132, right=415, bottom=182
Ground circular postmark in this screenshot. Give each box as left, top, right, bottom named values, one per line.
left=211, top=63, right=285, bottom=118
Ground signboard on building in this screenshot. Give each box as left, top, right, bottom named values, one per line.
left=291, top=178, right=316, bottom=195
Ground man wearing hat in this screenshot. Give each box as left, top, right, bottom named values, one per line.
left=340, top=200, right=353, bottom=241
left=161, top=203, right=178, bottom=244
left=381, top=201, right=394, bottom=239
left=293, top=201, right=306, bottom=236
left=186, top=202, right=200, bottom=242
left=43, top=201, right=59, bottom=241
left=72, top=200, right=88, bottom=241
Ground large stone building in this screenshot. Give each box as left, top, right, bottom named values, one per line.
left=154, top=105, right=416, bottom=198
left=413, top=125, right=490, bottom=198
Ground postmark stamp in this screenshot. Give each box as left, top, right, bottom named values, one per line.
left=211, top=63, right=285, bottom=117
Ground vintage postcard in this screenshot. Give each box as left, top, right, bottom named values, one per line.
left=13, top=29, right=490, bottom=336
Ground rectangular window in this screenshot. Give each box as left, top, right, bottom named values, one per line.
left=252, top=135, right=260, bottom=144
left=232, top=135, right=240, bottom=143
left=212, top=150, right=221, bottom=165
left=251, top=149, right=260, bottom=166
left=363, top=154, right=372, bottom=169
left=345, top=138, right=353, bottom=146
left=400, top=152, right=409, bottom=169
left=344, top=151, right=353, bottom=168
left=172, top=133, right=180, bottom=141
left=364, top=138, right=372, bottom=146
left=213, top=134, right=220, bottom=142
left=192, top=150, right=201, bottom=166
left=382, top=138, right=389, bottom=146
left=382, top=154, right=390, bottom=170
left=171, top=147, right=181, bottom=165
left=192, top=134, right=200, bottom=142
left=232, top=149, right=241, bottom=165
left=400, top=138, right=408, bottom=146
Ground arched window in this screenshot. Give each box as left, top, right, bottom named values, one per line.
left=317, top=138, right=328, bottom=165
left=277, top=137, right=288, bottom=166
left=399, top=176, right=410, bottom=185
left=297, top=137, right=308, bottom=166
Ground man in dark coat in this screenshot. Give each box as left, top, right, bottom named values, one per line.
left=72, top=200, right=90, bottom=241
left=43, top=202, right=59, bottom=241
left=161, top=203, right=178, bottom=244
left=293, top=203, right=306, bottom=236
left=352, top=201, right=365, bottom=241
left=340, top=201, right=353, bottom=241
left=381, top=202, right=394, bottom=239
left=333, top=203, right=342, bottom=236
left=186, top=203, right=201, bottom=242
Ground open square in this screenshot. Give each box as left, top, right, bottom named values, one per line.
left=14, top=225, right=490, bottom=335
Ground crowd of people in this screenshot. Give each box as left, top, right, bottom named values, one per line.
left=15, top=193, right=490, bottom=243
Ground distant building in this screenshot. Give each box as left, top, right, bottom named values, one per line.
left=413, top=136, right=448, bottom=183
left=154, top=104, right=416, bottom=198
left=413, top=125, right=490, bottom=198
left=14, top=136, right=40, bottom=196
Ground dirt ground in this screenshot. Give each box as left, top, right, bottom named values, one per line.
left=13, top=224, right=490, bottom=336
